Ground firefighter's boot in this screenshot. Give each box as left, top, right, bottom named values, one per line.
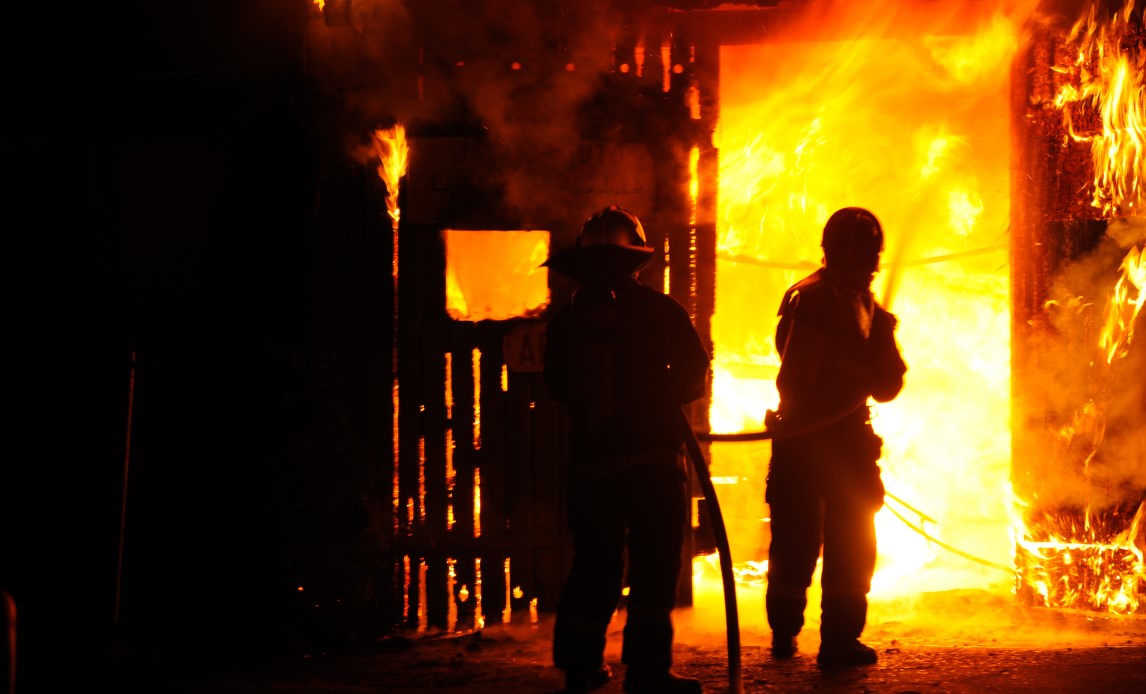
left=771, top=632, right=798, bottom=659
left=816, top=639, right=877, bottom=667
left=622, top=668, right=702, bottom=694
left=563, top=664, right=612, bottom=693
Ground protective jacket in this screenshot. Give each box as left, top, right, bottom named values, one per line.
left=772, top=267, right=905, bottom=437
left=765, top=265, right=907, bottom=648
left=544, top=278, right=710, bottom=477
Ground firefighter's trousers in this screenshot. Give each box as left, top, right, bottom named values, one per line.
left=553, top=458, right=688, bottom=674
left=764, top=426, right=883, bottom=646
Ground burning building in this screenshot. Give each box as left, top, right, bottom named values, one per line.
left=96, top=0, right=1144, bottom=673
left=289, top=0, right=1146, bottom=638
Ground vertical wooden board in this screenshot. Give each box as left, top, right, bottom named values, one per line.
left=425, top=552, right=449, bottom=632
left=455, top=555, right=478, bottom=632
left=475, top=324, right=510, bottom=627
left=448, top=321, right=479, bottom=632
left=413, top=223, right=450, bottom=546
left=655, top=134, right=693, bottom=318
left=693, top=39, right=721, bottom=438
left=693, top=215, right=717, bottom=352
left=442, top=554, right=469, bottom=636
left=395, top=223, right=422, bottom=539
left=697, top=43, right=721, bottom=137
left=419, top=331, right=449, bottom=544
left=500, top=374, right=525, bottom=535
left=394, top=216, right=424, bottom=631
left=480, top=552, right=508, bottom=629
left=503, top=359, right=538, bottom=541
left=1009, top=39, right=1051, bottom=504
left=361, top=169, right=405, bottom=556
left=387, top=554, right=407, bottom=632
left=402, top=553, right=422, bottom=631
left=420, top=330, right=451, bottom=631
left=691, top=41, right=721, bottom=213
left=477, top=324, right=507, bottom=544
left=449, top=321, right=477, bottom=541
left=1007, top=31, right=1110, bottom=506
left=362, top=174, right=402, bottom=625
left=398, top=338, right=423, bottom=535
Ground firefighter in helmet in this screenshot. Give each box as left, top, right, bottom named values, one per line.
left=543, top=206, right=710, bottom=694
left=763, top=207, right=907, bottom=667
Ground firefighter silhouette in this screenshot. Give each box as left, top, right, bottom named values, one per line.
left=763, top=207, right=908, bottom=667
left=542, top=206, right=711, bottom=694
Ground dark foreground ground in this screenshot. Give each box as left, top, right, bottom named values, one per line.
left=122, top=585, right=1146, bottom=694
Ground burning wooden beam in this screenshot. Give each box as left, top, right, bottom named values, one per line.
left=1011, top=0, right=1145, bottom=614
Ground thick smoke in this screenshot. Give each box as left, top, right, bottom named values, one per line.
left=1043, top=216, right=1146, bottom=514
left=311, top=0, right=626, bottom=227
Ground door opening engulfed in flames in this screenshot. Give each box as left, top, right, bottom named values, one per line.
left=693, top=0, right=1143, bottom=619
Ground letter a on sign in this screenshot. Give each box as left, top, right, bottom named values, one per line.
left=503, top=322, right=547, bottom=373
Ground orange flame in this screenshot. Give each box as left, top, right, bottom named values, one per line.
left=1053, top=0, right=1145, bottom=217
left=373, top=123, right=409, bottom=227
left=1098, top=243, right=1145, bottom=364
left=702, top=0, right=1143, bottom=616
left=710, top=1, right=1019, bottom=602
left=376, top=123, right=408, bottom=541
left=1025, top=223, right=1145, bottom=614
left=1015, top=501, right=1145, bottom=614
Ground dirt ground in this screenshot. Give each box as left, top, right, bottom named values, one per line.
left=179, top=583, right=1146, bottom=694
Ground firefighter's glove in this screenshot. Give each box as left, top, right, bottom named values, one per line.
left=862, top=466, right=886, bottom=512
left=764, top=408, right=785, bottom=437
left=853, top=429, right=886, bottom=511
left=866, top=310, right=907, bottom=402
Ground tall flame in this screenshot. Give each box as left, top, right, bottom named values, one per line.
left=710, top=1, right=1019, bottom=605
left=1053, top=0, right=1146, bottom=217
left=375, top=123, right=409, bottom=538
left=373, top=123, right=409, bottom=229
left=700, top=0, right=1144, bottom=619
left=1098, top=243, right=1145, bottom=363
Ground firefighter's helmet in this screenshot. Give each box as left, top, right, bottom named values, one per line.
left=543, top=205, right=654, bottom=284
left=577, top=205, right=649, bottom=251
left=821, top=207, right=884, bottom=274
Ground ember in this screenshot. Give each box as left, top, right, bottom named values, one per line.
left=1015, top=501, right=1145, bottom=613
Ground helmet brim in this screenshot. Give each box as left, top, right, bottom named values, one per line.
left=542, top=244, right=654, bottom=284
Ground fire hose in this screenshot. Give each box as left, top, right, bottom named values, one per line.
left=676, top=407, right=743, bottom=694
left=693, top=420, right=1015, bottom=591
left=687, top=417, right=1009, bottom=694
